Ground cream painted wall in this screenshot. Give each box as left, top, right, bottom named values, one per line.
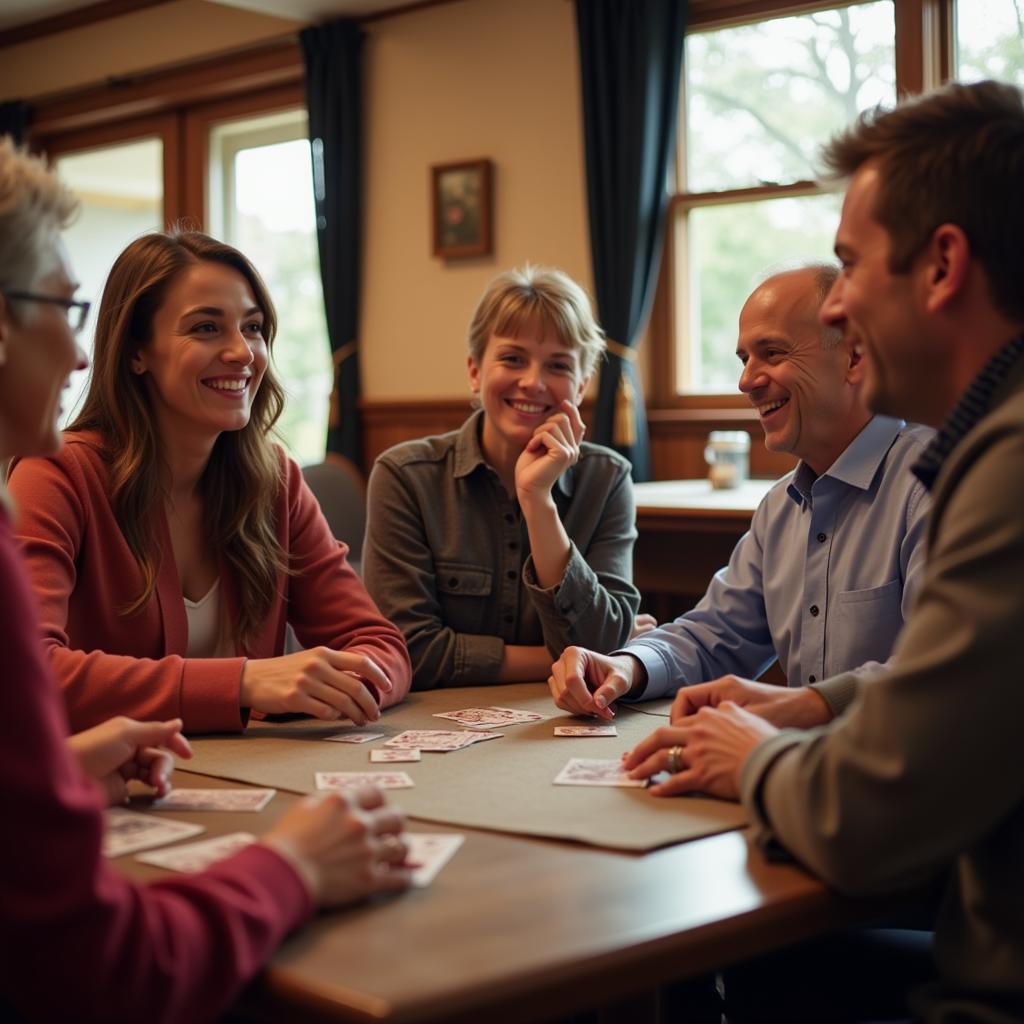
left=0, top=0, right=301, bottom=100
left=0, top=0, right=593, bottom=403
left=360, top=0, right=592, bottom=399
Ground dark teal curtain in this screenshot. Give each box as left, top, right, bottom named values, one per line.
left=300, top=20, right=365, bottom=468
left=0, top=101, right=29, bottom=144
left=576, top=0, right=687, bottom=481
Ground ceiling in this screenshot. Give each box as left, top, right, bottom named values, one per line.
left=0, top=0, right=416, bottom=33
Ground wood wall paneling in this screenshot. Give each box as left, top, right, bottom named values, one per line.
left=359, top=399, right=797, bottom=479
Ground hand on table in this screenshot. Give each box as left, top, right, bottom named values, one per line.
left=261, top=786, right=411, bottom=907
left=622, top=703, right=779, bottom=799
left=514, top=400, right=585, bottom=504
left=670, top=675, right=832, bottom=729
left=548, top=647, right=646, bottom=721
left=241, top=647, right=392, bottom=725
left=68, top=716, right=192, bottom=806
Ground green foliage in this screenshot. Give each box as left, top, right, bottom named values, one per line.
left=691, top=195, right=841, bottom=392
left=236, top=212, right=332, bottom=465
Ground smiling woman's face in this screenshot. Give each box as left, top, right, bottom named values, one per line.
left=131, top=260, right=268, bottom=447
left=468, top=321, right=587, bottom=465
left=0, top=240, right=87, bottom=461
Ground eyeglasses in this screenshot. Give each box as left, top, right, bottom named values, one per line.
left=2, top=290, right=91, bottom=333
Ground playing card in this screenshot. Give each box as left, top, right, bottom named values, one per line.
left=151, top=788, right=275, bottom=812
left=552, top=757, right=646, bottom=787
left=135, top=832, right=257, bottom=872
left=405, top=833, right=465, bottom=887
left=103, top=808, right=205, bottom=858
left=553, top=725, right=619, bottom=737
left=384, top=729, right=498, bottom=752
left=315, top=771, right=414, bottom=790
left=462, top=730, right=503, bottom=744
left=370, top=748, right=421, bottom=763
left=433, top=706, right=545, bottom=727
left=324, top=731, right=386, bottom=744
left=487, top=706, right=546, bottom=723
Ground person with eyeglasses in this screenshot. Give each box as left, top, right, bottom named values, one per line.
left=0, top=289, right=91, bottom=332
left=0, top=136, right=412, bottom=1023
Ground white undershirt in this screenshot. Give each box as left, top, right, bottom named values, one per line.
left=183, top=578, right=232, bottom=658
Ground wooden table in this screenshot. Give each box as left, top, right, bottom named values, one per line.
left=118, top=765, right=897, bottom=1024
left=633, top=479, right=777, bottom=622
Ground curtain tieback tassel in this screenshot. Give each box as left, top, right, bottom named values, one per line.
left=613, top=372, right=636, bottom=447
left=605, top=338, right=637, bottom=448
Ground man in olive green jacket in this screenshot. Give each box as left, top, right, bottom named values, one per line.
left=624, top=79, right=1024, bottom=1023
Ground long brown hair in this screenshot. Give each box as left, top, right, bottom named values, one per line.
left=70, top=230, right=287, bottom=647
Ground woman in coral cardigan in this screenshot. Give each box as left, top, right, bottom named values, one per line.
left=8, top=229, right=410, bottom=733
left=0, top=137, right=410, bottom=1023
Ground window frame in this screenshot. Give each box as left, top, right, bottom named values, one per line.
left=27, top=40, right=306, bottom=228
left=650, top=0, right=954, bottom=409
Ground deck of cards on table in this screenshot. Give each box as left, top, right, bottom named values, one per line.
left=553, top=724, right=618, bottom=737
left=316, top=771, right=415, bottom=790
left=384, top=729, right=501, bottom=752
left=553, top=758, right=646, bottom=787
left=103, top=809, right=205, bottom=857
left=406, top=834, right=465, bottom=887
left=370, top=748, right=421, bottom=763
left=151, top=788, right=276, bottom=812
left=433, top=707, right=546, bottom=728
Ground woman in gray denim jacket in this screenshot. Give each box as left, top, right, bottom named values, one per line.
left=363, top=266, right=645, bottom=690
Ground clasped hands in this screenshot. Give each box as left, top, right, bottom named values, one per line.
left=549, top=647, right=833, bottom=800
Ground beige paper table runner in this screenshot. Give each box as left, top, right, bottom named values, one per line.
left=184, top=683, right=745, bottom=852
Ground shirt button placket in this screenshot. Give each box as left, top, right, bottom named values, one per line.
left=500, top=497, right=520, bottom=639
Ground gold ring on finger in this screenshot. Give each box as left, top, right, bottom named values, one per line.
left=667, top=744, right=684, bottom=774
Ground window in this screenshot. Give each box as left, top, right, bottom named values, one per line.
left=954, top=0, right=1024, bottom=84
left=55, top=136, right=164, bottom=425
left=30, top=57, right=328, bottom=465
left=208, top=110, right=332, bottom=466
left=669, top=1, right=896, bottom=396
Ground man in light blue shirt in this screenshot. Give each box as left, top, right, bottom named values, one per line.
left=549, top=263, right=933, bottom=725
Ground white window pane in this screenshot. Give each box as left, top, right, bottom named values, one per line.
left=685, top=2, right=895, bottom=193
left=955, top=0, right=1024, bottom=85
left=56, top=138, right=163, bottom=425
left=211, top=112, right=332, bottom=466
left=680, top=193, right=841, bottom=394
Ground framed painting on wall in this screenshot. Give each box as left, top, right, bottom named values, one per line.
left=431, top=158, right=493, bottom=259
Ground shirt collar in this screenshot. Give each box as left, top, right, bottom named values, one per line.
left=453, top=408, right=489, bottom=479
left=453, top=408, right=575, bottom=496
left=787, top=415, right=904, bottom=506
left=912, top=334, right=1024, bottom=491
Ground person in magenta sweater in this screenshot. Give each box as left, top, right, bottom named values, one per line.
left=7, top=225, right=411, bottom=734
left=0, top=137, right=411, bottom=1022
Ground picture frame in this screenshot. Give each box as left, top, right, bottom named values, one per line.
left=431, top=158, right=493, bottom=259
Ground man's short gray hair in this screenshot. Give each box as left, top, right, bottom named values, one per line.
left=0, top=136, right=77, bottom=299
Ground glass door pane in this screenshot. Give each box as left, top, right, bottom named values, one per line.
left=955, top=0, right=1024, bottom=85
left=209, top=109, right=332, bottom=466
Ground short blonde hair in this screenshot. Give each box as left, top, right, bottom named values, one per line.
left=0, top=136, right=77, bottom=296
left=467, top=265, right=605, bottom=378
